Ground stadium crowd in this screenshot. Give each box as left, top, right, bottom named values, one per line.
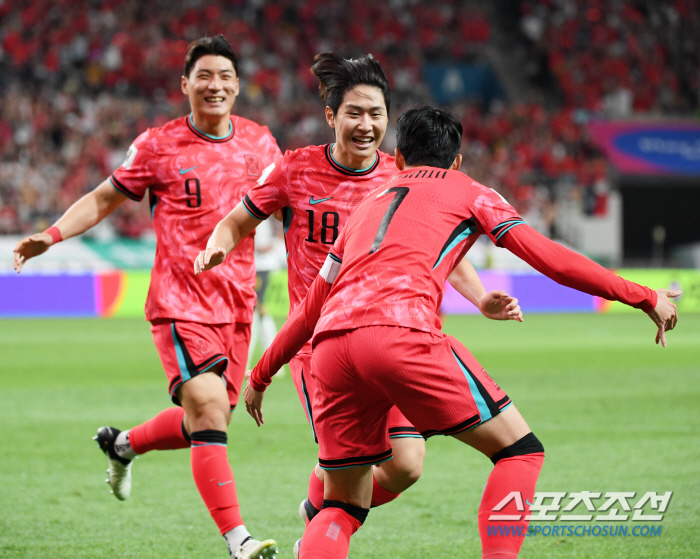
left=0, top=0, right=697, bottom=238
left=519, top=0, right=699, bottom=115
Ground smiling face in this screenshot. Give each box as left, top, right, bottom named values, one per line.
left=181, top=54, right=239, bottom=132
left=326, top=84, right=389, bottom=170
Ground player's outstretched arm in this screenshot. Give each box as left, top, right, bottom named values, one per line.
left=243, top=272, right=334, bottom=425
left=500, top=224, right=680, bottom=344
left=447, top=258, right=523, bottom=321
left=13, top=179, right=127, bottom=272
left=194, top=203, right=261, bottom=275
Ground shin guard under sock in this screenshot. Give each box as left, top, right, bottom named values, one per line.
left=129, top=407, right=189, bottom=455
left=300, top=505, right=365, bottom=559
left=190, top=430, right=243, bottom=535
left=478, top=451, right=544, bottom=558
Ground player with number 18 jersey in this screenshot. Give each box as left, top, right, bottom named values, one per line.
left=241, top=144, right=420, bottom=434
left=243, top=144, right=395, bottom=316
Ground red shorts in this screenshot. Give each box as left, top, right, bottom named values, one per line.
left=310, top=326, right=512, bottom=470
left=150, top=319, right=251, bottom=410
left=290, top=351, right=421, bottom=443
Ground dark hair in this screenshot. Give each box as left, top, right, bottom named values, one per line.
left=396, top=106, right=463, bottom=169
left=184, top=35, right=238, bottom=78
left=310, top=52, right=390, bottom=115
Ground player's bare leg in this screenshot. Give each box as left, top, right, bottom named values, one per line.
left=373, top=436, right=425, bottom=494
left=297, top=466, right=372, bottom=559
left=179, top=372, right=277, bottom=559
left=453, top=405, right=545, bottom=559
left=301, top=436, right=424, bottom=525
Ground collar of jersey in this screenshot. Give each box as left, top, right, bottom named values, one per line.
left=187, top=113, right=235, bottom=142
left=325, top=144, right=380, bottom=176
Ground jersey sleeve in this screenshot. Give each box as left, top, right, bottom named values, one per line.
left=242, top=154, right=289, bottom=220
left=329, top=225, right=346, bottom=262
left=250, top=263, right=334, bottom=391
left=500, top=224, right=658, bottom=312
left=110, top=130, right=156, bottom=202
left=469, top=182, right=525, bottom=247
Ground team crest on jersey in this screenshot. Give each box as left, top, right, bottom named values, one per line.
left=194, top=338, right=212, bottom=356
left=481, top=368, right=499, bottom=389
left=122, top=144, right=138, bottom=169
left=244, top=155, right=260, bottom=177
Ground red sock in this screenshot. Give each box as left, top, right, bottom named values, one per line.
left=478, top=453, right=544, bottom=558
left=190, top=430, right=243, bottom=534
left=129, top=407, right=189, bottom=455
left=308, top=468, right=325, bottom=510
left=370, top=470, right=400, bottom=507
left=304, top=468, right=326, bottom=527
left=300, top=507, right=361, bottom=559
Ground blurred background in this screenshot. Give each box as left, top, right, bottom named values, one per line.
left=1, top=0, right=699, bottom=316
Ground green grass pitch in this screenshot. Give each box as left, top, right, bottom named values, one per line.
left=0, top=313, right=698, bottom=558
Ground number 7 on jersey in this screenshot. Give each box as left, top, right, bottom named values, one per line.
left=370, top=186, right=409, bottom=254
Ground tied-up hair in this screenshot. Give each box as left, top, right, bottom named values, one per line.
left=396, top=106, right=463, bottom=169
left=184, top=35, right=238, bottom=78
left=310, top=52, right=390, bottom=116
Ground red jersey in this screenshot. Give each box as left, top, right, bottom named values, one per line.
left=242, top=144, right=396, bottom=314
left=315, top=167, right=523, bottom=336
left=111, top=114, right=281, bottom=324
left=249, top=167, right=657, bottom=391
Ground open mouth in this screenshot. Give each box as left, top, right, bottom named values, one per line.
left=205, top=96, right=225, bottom=103
left=352, top=137, right=373, bottom=147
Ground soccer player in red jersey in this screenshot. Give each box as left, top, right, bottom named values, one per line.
left=195, top=53, right=522, bottom=539
left=13, top=36, right=281, bottom=559
left=243, top=106, right=680, bottom=559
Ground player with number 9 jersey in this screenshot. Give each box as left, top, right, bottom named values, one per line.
left=112, top=112, right=280, bottom=325
left=13, top=36, right=283, bottom=559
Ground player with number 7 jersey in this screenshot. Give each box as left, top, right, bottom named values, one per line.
left=245, top=106, right=678, bottom=559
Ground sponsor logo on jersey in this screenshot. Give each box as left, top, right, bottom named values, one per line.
left=179, top=166, right=199, bottom=175
left=309, top=196, right=333, bottom=205
left=122, top=145, right=138, bottom=169
left=245, top=154, right=260, bottom=176
left=194, top=338, right=212, bottom=356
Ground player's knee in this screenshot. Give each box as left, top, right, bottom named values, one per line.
left=490, top=432, right=544, bottom=465
left=391, top=440, right=425, bottom=485
left=182, top=395, right=230, bottom=432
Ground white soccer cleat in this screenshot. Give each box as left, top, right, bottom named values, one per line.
left=94, top=426, right=133, bottom=501
left=234, top=538, right=278, bottom=559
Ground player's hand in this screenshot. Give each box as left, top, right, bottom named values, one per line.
left=193, top=247, right=226, bottom=275
left=479, top=290, right=523, bottom=322
left=647, top=289, right=681, bottom=348
left=13, top=233, right=54, bottom=273
left=244, top=370, right=265, bottom=426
